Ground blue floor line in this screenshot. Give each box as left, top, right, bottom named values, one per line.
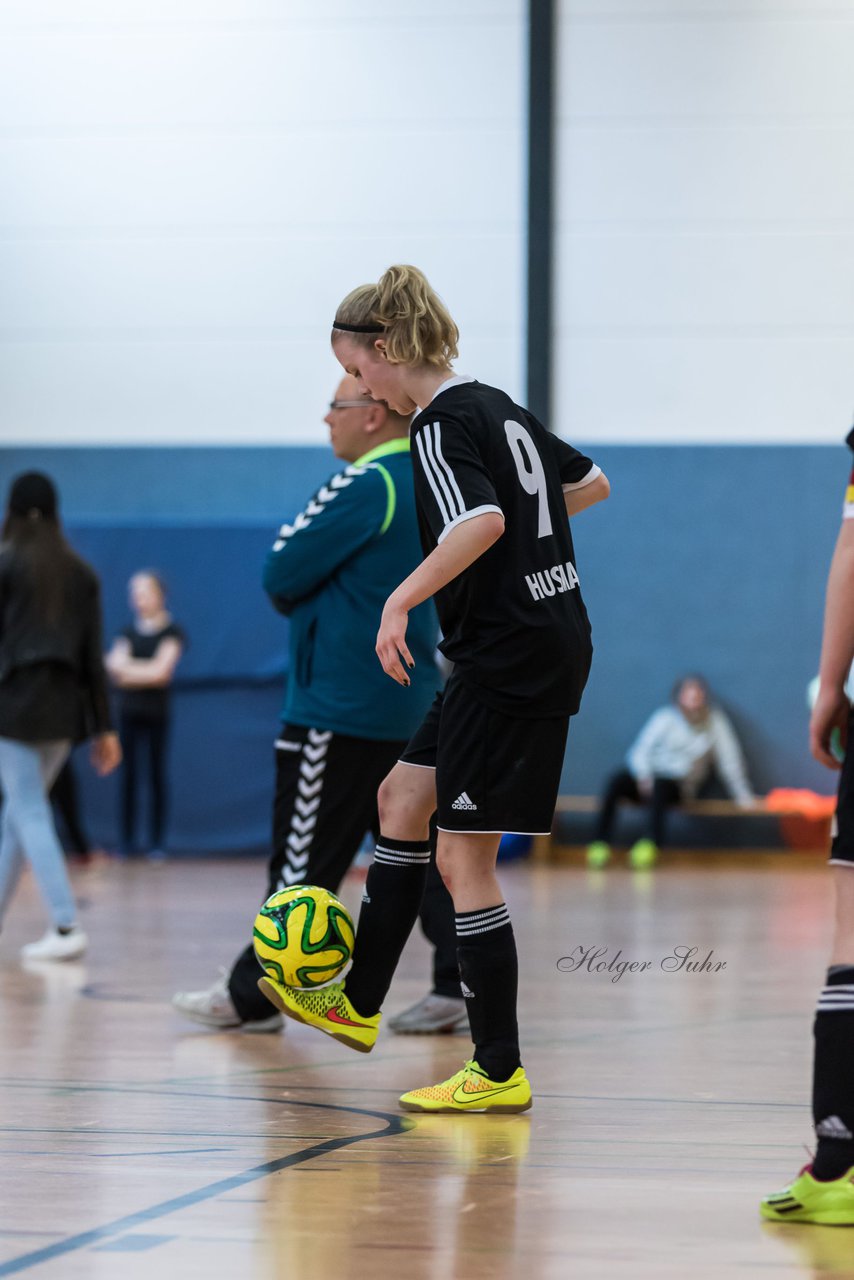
left=0, top=1092, right=409, bottom=1277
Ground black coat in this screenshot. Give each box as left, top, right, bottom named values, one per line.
left=0, top=543, right=112, bottom=743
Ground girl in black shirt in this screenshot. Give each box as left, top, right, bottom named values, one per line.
left=106, top=571, right=184, bottom=859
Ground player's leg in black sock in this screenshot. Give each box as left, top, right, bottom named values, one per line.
left=344, top=836, right=431, bottom=1016
left=437, top=830, right=521, bottom=1082
left=812, top=963, right=854, bottom=1178
left=456, top=903, right=521, bottom=1081
left=418, top=842, right=460, bottom=998
left=344, top=761, right=437, bottom=1018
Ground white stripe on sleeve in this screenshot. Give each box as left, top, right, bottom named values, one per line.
left=430, top=422, right=467, bottom=513
left=421, top=422, right=463, bottom=521
left=415, top=429, right=453, bottom=526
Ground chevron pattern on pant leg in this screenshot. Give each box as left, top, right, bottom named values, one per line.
left=277, top=729, right=330, bottom=891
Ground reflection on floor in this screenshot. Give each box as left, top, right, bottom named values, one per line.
left=0, top=853, right=838, bottom=1279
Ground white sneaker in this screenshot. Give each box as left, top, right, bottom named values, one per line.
left=388, top=992, right=469, bottom=1035
left=20, top=926, right=88, bottom=962
left=172, top=972, right=283, bottom=1033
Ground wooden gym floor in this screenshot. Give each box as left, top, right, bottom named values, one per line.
left=0, top=852, right=847, bottom=1280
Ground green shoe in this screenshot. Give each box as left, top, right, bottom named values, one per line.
left=628, top=839, right=659, bottom=869
left=760, top=1164, right=854, bottom=1225
left=586, top=841, right=611, bottom=868
left=399, top=1060, right=533, bottom=1114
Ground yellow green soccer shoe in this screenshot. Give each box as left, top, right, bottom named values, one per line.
left=760, top=1164, right=854, bottom=1225
left=586, top=841, right=612, bottom=868
left=628, top=838, right=659, bottom=869
left=257, top=976, right=380, bottom=1053
left=399, top=1060, right=532, bottom=1114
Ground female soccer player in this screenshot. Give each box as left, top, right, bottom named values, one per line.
left=761, top=428, right=854, bottom=1225
left=259, top=265, right=610, bottom=1113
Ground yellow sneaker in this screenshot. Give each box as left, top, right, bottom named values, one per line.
left=760, top=1163, right=854, bottom=1225
left=257, top=976, right=380, bottom=1053
left=399, top=1059, right=532, bottom=1114
left=586, top=841, right=611, bottom=868
left=628, top=838, right=659, bottom=869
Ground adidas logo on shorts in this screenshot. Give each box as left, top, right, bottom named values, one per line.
left=451, top=791, right=477, bottom=811
left=460, top=981, right=475, bottom=999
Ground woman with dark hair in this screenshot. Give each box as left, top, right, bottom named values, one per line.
left=586, top=674, right=755, bottom=868
left=0, top=472, right=121, bottom=960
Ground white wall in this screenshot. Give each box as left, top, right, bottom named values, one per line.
left=0, top=1, right=525, bottom=445
left=556, top=0, right=854, bottom=444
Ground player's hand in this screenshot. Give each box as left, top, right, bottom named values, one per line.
left=90, top=732, right=122, bottom=776
left=636, top=776, right=653, bottom=798
left=376, top=597, right=413, bottom=686
left=810, top=684, right=849, bottom=770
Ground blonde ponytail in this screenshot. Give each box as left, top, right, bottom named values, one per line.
left=332, top=265, right=459, bottom=368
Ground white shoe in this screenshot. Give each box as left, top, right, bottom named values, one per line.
left=172, top=972, right=283, bottom=1033
left=388, top=992, right=469, bottom=1035
left=20, top=926, right=88, bottom=962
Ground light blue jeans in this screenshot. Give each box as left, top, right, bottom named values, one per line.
left=0, top=737, right=75, bottom=929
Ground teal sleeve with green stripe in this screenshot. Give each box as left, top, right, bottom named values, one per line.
left=372, top=462, right=397, bottom=536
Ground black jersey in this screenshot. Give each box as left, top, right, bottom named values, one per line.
left=118, top=621, right=185, bottom=720
left=410, top=378, right=598, bottom=718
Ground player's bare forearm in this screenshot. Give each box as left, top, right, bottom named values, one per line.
left=396, top=513, right=505, bottom=613
left=376, top=512, right=505, bottom=685
left=819, top=522, right=854, bottom=693
left=563, top=472, right=610, bottom=518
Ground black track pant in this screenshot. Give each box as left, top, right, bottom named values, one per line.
left=119, top=711, right=169, bottom=851
left=229, top=725, right=458, bottom=1022
left=593, top=768, right=683, bottom=848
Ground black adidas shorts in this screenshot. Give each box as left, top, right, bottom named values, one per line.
left=399, top=676, right=569, bottom=835
left=830, top=709, right=854, bottom=866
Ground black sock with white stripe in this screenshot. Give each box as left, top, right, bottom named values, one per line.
left=344, top=836, right=431, bottom=1018
left=456, top=903, right=521, bottom=1082
left=812, top=965, right=854, bottom=1180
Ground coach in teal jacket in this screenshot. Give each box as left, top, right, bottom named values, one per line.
left=171, top=378, right=463, bottom=1037
left=262, top=398, right=439, bottom=739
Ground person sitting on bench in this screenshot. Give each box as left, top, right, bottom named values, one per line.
left=587, top=674, right=755, bottom=868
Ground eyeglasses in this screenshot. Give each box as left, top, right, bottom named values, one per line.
left=328, top=399, right=373, bottom=411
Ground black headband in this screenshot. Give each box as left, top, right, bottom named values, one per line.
left=332, top=320, right=385, bottom=334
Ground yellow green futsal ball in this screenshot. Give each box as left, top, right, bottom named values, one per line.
left=252, top=885, right=355, bottom=989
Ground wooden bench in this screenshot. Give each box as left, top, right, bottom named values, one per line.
left=532, top=796, right=829, bottom=860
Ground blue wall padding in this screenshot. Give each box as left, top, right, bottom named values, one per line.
left=1, top=442, right=847, bottom=852
left=65, top=524, right=291, bottom=853
left=569, top=444, right=843, bottom=802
